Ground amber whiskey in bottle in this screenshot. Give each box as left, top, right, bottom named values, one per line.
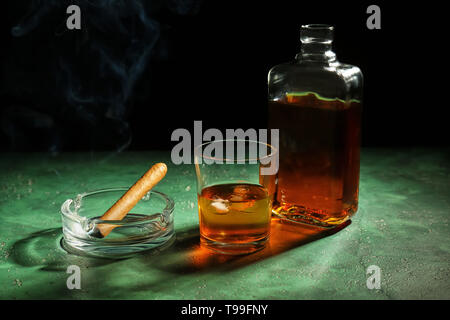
left=268, top=25, right=363, bottom=227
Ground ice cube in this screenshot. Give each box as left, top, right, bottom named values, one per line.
left=233, top=185, right=249, bottom=195
left=210, top=199, right=230, bottom=214
left=229, top=185, right=248, bottom=202
left=233, top=200, right=256, bottom=213
left=229, top=194, right=244, bottom=202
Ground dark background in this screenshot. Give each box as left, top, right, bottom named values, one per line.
left=0, top=1, right=444, bottom=152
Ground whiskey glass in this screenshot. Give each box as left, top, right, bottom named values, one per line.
left=194, top=139, right=277, bottom=254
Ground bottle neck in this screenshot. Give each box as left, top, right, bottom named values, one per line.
left=296, top=24, right=337, bottom=63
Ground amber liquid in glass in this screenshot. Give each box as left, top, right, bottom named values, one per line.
left=198, top=183, right=272, bottom=248
left=269, top=92, right=361, bottom=227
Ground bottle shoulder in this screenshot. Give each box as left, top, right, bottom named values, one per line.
left=269, top=60, right=362, bottom=79
left=268, top=60, right=363, bottom=101
left=337, top=63, right=363, bottom=83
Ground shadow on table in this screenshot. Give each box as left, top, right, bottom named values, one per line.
left=9, top=218, right=350, bottom=276
left=7, top=219, right=350, bottom=298
left=142, top=218, right=351, bottom=274
left=7, top=228, right=130, bottom=299
left=8, top=228, right=121, bottom=271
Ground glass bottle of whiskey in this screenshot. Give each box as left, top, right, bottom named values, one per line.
left=268, top=24, right=363, bottom=227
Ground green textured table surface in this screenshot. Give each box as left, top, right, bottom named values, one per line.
left=0, top=149, right=449, bottom=299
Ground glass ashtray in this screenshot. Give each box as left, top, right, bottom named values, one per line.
left=61, top=188, right=175, bottom=258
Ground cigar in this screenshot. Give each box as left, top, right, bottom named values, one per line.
left=89, top=163, right=167, bottom=238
